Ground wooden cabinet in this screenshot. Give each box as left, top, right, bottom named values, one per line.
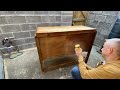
left=35, top=26, right=96, bottom=72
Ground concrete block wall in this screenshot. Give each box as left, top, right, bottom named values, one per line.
left=0, top=11, right=73, bottom=53
left=86, top=11, right=119, bottom=47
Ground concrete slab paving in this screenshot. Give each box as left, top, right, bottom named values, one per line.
left=3, top=45, right=104, bottom=79
left=0, top=56, right=3, bottom=79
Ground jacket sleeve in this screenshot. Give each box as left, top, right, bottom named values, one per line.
left=78, top=60, right=113, bottom=79
left=85, top=64, right=93, bottom=70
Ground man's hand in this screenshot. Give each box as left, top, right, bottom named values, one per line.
left=75, top=47, right=83, bottom=57
left=75, top=44, right=84, bottom=63
left=75, top=47, right=84, bottom=63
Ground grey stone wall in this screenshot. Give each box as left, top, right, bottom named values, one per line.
left=0, top=11, right=73, bottom=53
left=86, top=11, right=119, bottom=47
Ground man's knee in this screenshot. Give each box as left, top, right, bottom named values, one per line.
left=71, top=66, right=79, bottom=73
left=71, top=66, right=80, bottom=76
left=71, top=66, right=82, bottom=79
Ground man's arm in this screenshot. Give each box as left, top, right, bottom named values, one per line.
left=75, top=47, right=112, bottom=79
left=75, top=45, right=108, bottom=79
left=85, top=64, right=93, bottom=70
left=78, top=56, right=114, bottom=79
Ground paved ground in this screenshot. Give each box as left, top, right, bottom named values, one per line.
left=0, top=56, right=3, bottom=79
left=3, top=45, right=104, bottom=79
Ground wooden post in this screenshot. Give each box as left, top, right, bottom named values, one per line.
left=72, top=11, right=88, bottom=26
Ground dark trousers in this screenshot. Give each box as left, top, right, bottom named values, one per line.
left=71, top=66, right=82, bottom=79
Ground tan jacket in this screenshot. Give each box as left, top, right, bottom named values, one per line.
left=78, top=60, right=120, bottom=79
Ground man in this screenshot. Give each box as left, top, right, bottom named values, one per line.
left=71, top=38, right=120, bottom=79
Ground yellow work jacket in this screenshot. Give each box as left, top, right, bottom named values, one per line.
left=78, top=60, right=120, bottom=79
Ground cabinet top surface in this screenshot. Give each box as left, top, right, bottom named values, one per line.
left=36, top=25, right=96, bottom=33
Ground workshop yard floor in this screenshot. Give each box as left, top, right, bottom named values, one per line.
left=3, top=45, right=104, bottom=79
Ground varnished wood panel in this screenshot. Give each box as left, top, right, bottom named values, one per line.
left=66, top=33, right=94, bottom=54
left=36, top=26, right=95, bottom=34
left=39, top=36, right=67, bottom=60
